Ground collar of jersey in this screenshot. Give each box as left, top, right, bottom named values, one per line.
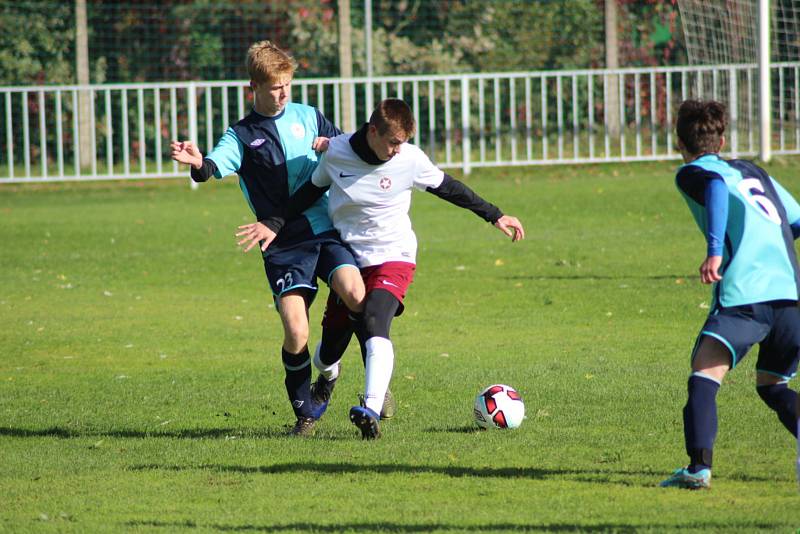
left=694, top=153, right=721, bottom=162
left=251, top=107, right=286, bottom=121
left=350, top=123, right=386, bottom=165
left=680, top=153, right=721, bottom=170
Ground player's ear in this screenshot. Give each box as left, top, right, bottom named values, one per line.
left=367, top=124, right=381, bottom=140
left=719, top=135, right=726, bottom=153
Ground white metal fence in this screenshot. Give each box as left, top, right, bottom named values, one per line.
left=2, top=63, right=800, bottom=183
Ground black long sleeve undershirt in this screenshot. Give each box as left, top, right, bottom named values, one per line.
left=260, top=122, right=503, bottom=232
left=426, top=174, right=503, bottom=223
left=348, top=122, right=502, bottom=222
left=190, top=158, right=218, bottom=183
left=260, top=180, right=327, bottom=233
left=262, top=171, right=503, bottom=234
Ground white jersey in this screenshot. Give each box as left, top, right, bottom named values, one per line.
left=311, top=134, right=444, bottom=267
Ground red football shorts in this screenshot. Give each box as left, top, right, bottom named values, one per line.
left=321, top=261, right=416, bottom=328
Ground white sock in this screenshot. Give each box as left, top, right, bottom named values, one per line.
left=364, top=337, right=394, bottom=415
left=313, top=342, right=340, bottom=381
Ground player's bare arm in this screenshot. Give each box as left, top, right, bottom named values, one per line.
left=169, top=140, right=204, bottom=169
left=494, top=215, right=525, bottom=242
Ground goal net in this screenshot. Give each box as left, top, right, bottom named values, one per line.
left=677, top=0, right=800, bottom=155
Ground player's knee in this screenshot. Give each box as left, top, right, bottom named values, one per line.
left=283, top=323, right=309, bottom=352
left=331, top=269, right=365, bottom=312
left=362, top=307, right=392, bottom=339
left=691, top=337, right=731, bottom=379
left=339, top=286, right=365, bottom=313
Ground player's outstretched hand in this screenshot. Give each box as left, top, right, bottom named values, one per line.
left=312, top=136, right=331, bottom=153
left=170, top=140, right=204, bottom=169
left=236, top=222, right=276, bottom=253
left=494, top=215, right=525, bottom=242
left=699, top=255, right=723, bottom=284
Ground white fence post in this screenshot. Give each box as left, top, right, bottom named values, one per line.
left=758, top=0, right=771, bottom=162
left=461, top=77, right=471, bottom=175
left=187, top=82, right=199, bottom=190
left=1, top=65, right=798, bottom=184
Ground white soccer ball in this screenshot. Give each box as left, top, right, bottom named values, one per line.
left=473, top=384, right=525, bottom=429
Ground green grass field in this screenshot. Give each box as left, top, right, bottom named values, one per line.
left=2, top=159, right=799, bottom=532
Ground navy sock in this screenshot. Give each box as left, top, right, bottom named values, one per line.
left=282, top=347, right=312, bottom=418
left=757, top=383, right=798, bottom=437
left=683, top=374, right=720, bottom=472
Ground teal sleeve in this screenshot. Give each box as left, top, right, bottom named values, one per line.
left=206, top=127, right=244, bottom=178
left=705, top=177, right=728, bottom=256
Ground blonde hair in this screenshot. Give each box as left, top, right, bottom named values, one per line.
left=246, top=40, right=297, bottom=85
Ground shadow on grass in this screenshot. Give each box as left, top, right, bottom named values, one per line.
left=427, top=425, right=565, bottom=438
left=123, top=519, right=787, bottom=532
left=1, top=427, right=785, bottom=484
left=127, top=461, right=688, bottom=489
left=503, top=273, right=694, bottom=281
left=127, top=460, right=784, bottom=485
left=0, top=426, right=305, bottom=440
left=431, top=424, right=485, bottom=434
left=130, top=461, right=593, bottom=479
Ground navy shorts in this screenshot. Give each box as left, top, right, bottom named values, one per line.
left=694, top=300, right=800, bottom=380
left=262, top=231, right=358, bottom=303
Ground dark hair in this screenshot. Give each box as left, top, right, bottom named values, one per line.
left=676, top=100, right=727, bottom=155
left=369, top=98, right=416, bottom=137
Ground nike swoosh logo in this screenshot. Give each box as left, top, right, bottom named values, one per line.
left=339, top=172, right=356, bottom=178
left=381, top=280, right=399, bottom=288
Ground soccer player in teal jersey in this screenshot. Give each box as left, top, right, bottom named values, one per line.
left=170, top=41, right=364, bottom=437
left=661, top=100, right=800, bottom=489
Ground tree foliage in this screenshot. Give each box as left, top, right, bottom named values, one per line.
left=0, top=1, right=74, bottom=85
left=0, top=0, right=685, bottom=86
left=445, top=0, right=604, bottom=71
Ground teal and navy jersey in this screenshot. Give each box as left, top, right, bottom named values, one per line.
left=676, top=154, right=800, bottom=307
left=205, top=103, right=341, bottom=247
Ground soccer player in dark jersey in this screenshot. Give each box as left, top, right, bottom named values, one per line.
left=245, top=99, right=525, bottom=439
left=661, top=100, right=800, bottom=489
left=170, top=40, right=364, bottom=437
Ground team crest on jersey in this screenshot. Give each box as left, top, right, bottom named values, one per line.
left=379, top=176, right=392, bottom=190
left=250, top=138, right=266, bottom=147
left=290, top=123, right=305, bottom=139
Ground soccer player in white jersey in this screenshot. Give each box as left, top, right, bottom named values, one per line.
left=249, top=99, right=525, bottom=439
